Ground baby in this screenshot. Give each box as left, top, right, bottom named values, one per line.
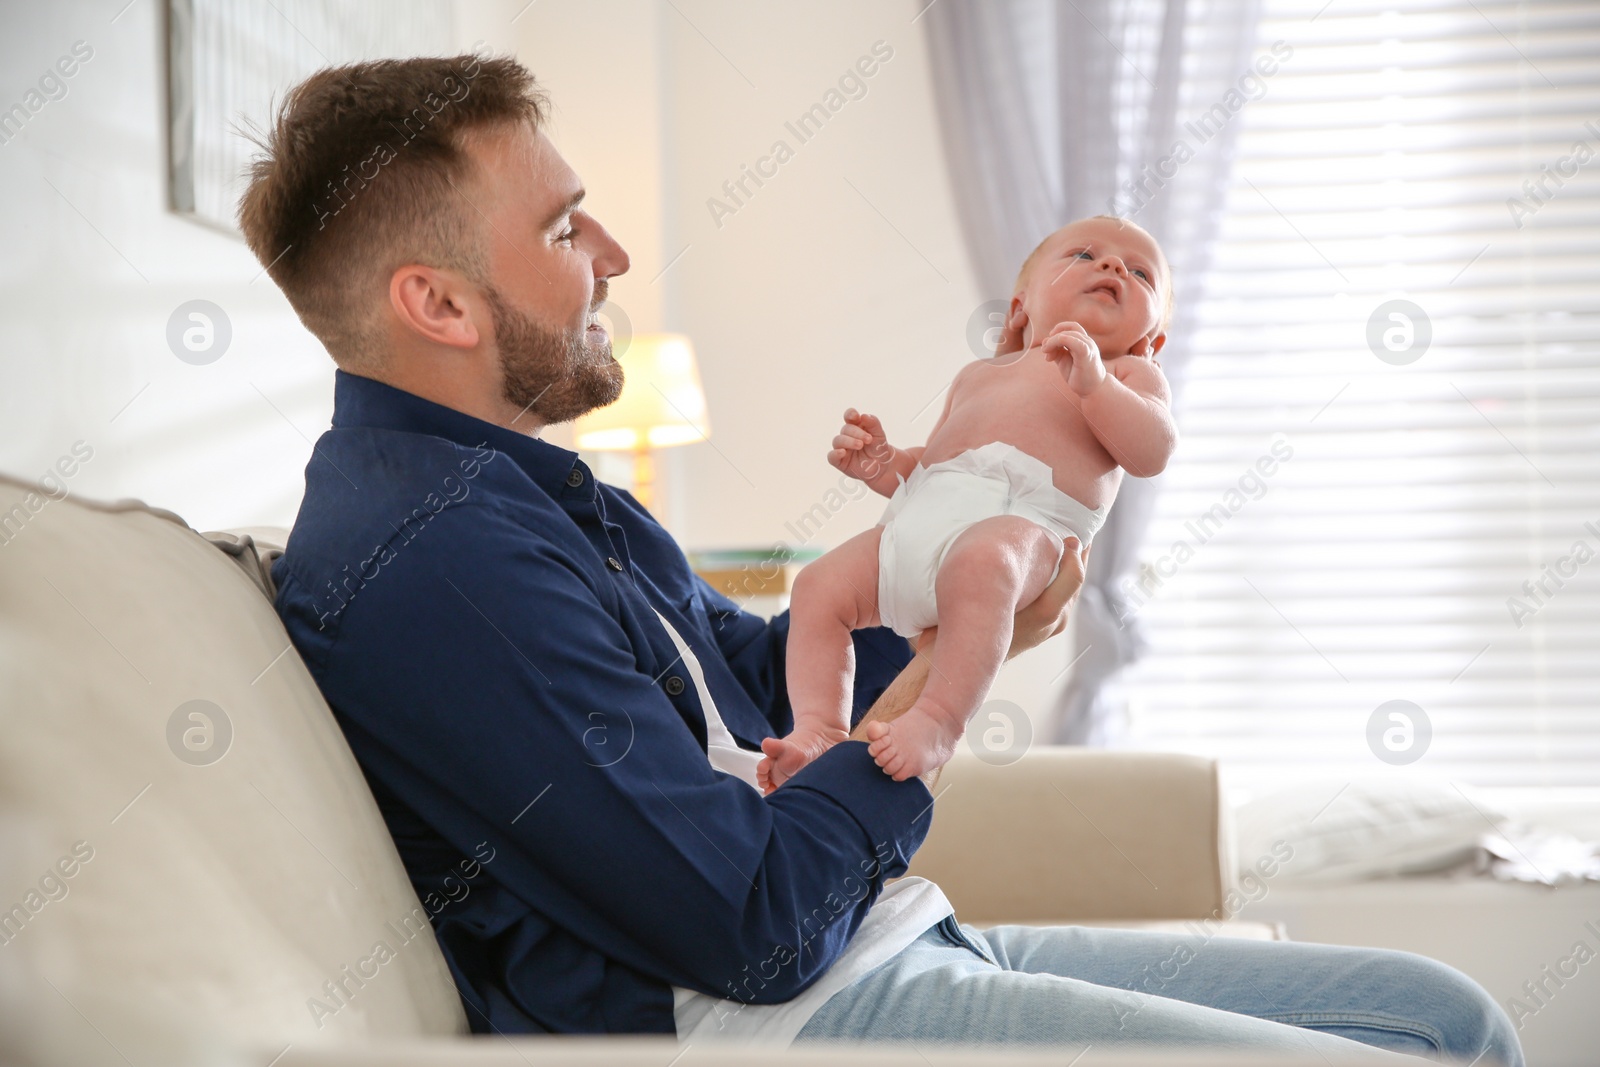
left=757, top=215, right=1179, bottom=789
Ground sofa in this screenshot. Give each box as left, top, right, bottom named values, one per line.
left=0, top=473, right=1344, bottom=1067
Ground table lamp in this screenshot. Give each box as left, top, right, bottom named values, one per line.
left=574, top=333, right=710, bottom=511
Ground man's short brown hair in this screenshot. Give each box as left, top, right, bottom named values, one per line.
left=1013, top=214, right=1175, bottom=334
left=238, top=53, right=547, bottom=370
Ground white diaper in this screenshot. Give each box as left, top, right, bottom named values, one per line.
left=875, top=442, right=1107, bottom=638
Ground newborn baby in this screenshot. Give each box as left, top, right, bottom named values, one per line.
left=758, top=215, right=1179, bottom=789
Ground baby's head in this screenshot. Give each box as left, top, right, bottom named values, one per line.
left=1004, top=215, right=1171, bottom=360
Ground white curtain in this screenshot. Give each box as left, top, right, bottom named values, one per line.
left=922, top=0, right=1264, bottom=743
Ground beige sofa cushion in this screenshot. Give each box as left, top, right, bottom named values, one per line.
left=0, top=477, right=466, bottom=1065
left=1050, top=919, right=1287, bottom=941
left=906, top=749, right=1235, bottom=924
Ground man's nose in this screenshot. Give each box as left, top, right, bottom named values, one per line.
left=591, top=220, right=630, bottom=280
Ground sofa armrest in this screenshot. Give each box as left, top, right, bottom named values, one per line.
left=902, top=748, right=1235, bottom=924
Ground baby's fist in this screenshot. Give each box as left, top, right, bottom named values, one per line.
left=1042, top=322, right=1107, bottom=397
left=828, top=408, right=894, bottom=483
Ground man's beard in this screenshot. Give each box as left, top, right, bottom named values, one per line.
left=486, top=282, right=624, bottom=427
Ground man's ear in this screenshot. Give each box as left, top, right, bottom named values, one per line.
left=389, top=265, right=483, bottom=350
left=997, top=294, right=1028, bottom=355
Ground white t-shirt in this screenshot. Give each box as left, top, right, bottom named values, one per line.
left=651, top=611, right=954, bottom=1046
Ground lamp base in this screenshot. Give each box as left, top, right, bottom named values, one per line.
left=632, top=446, right=655, bottom=512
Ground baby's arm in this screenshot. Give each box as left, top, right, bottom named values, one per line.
left=1044, top=323, right=1177, bottom=478
left=1081, top=355, right=1177, bottom=478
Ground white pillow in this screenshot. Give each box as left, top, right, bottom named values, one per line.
left=1234, top=777, right=1506, bottom=883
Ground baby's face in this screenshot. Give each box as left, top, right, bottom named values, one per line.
left=1016, top=218, right=1168, bottom=358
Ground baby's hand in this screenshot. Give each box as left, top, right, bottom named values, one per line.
left=827, top=408, right=895, bottom=484
left=1042, top=321, right=1107, bottom=397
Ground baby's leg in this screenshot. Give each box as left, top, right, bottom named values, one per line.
left=766, top=526, right=886, bottom=792
left=867, top=516, right=1062, bottom=781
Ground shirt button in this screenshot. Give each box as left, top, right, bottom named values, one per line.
left=665, top=676, right=686, bottom=696
left=606, top=556, right=623, bottom=571
left=566, top=468, right=585, bottom=487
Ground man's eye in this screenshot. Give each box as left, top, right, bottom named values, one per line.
left=557, top=225, right=577, bottom=242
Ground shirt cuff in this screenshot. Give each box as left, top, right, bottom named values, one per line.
left=782, top=740, right=934, bottom=880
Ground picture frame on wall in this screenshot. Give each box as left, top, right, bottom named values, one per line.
left=165, top=0, right=453, bottom=234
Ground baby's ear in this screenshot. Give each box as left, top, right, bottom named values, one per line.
left=998, top=295, right=1028, bottom=354
left=1130, top=332, right=1167, bottom=359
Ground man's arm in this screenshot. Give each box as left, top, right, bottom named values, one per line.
left=848, top=536, right=1090, bottom=789
left=306, top=503, right=935, bottom=1005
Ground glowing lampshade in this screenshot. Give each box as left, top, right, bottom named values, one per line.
left=574, top=334, right=709, bottom=509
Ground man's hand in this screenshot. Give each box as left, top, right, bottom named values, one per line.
left=910, top=535, right=1090, bottom=661
left=849, top=537, right=1091, bottom=790
left=1010, top=535, right=1090, bottom=656
left=1042, top=321, right=1107, bottom=397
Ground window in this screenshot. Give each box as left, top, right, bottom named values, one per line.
left=1115, top=1, right=1600, bottom=788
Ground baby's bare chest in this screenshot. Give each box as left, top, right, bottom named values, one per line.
left=947, top=359, right=1079, bottom=429
left=926, top=359, right=1107, bottom=473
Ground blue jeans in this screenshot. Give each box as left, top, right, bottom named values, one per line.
left=795, top=918, right=1522, bottom=1064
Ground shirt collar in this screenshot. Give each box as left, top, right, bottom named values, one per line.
left=330, top=369, right=588, bottom=499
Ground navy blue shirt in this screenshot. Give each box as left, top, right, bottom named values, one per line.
left=271, top=370, right=932, bottom=1035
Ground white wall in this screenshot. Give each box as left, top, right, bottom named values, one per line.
left=660, top=1, right=981, bottom=553
left=0, top=1, right=524, bottom=532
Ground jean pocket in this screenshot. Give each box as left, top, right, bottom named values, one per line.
left=935, top=915, right=992, bottom=963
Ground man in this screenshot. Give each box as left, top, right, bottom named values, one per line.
left=244, top=54, right=1520, bottom=1063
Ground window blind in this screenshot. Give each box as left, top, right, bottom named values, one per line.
left=1113, top=0, right=1600, bottom=788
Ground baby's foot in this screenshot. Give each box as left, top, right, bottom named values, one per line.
left=864, top=701, right=963, bottom=782
left=757, top=725, right=848, bottom=794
